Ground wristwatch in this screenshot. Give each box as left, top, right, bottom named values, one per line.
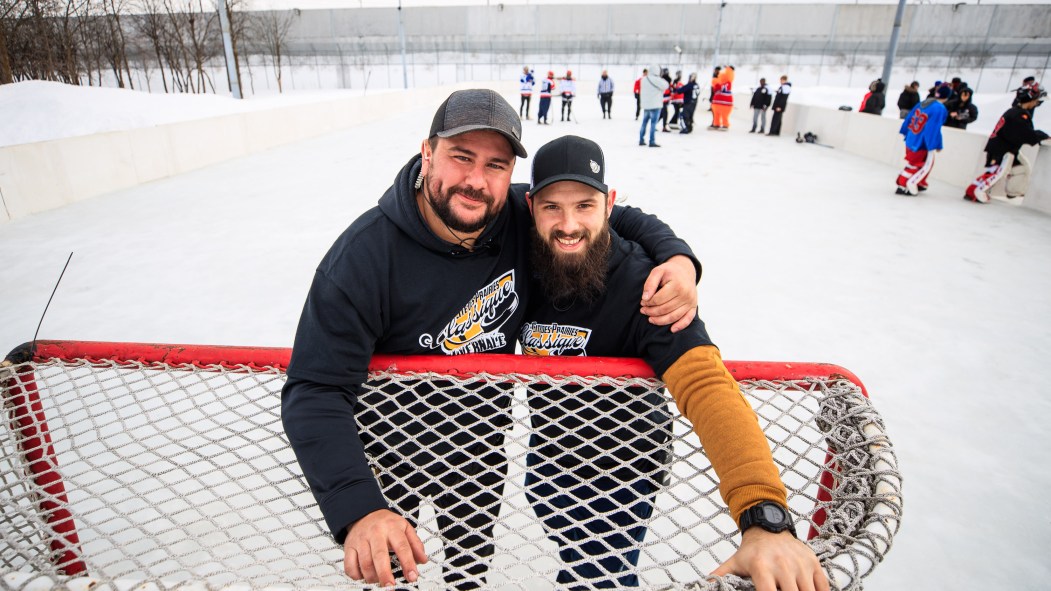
left=739, top=502, right=798, bottom=537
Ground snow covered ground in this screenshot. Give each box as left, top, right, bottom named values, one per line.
left=1, top=83, right=1050, bottom=590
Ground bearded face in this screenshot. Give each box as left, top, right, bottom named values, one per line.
left=423, top=174, right=499, bottom=234
left=529, top=218, right=612, bottom=307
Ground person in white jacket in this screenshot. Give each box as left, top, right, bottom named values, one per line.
left=560, top=70, right=577, bottom=122
left=638, top=65, right=669, bottom=147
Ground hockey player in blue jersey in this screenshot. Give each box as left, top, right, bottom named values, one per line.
left=895, top=84, right=951, bottom=195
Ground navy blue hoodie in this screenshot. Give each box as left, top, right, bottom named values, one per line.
left=282, top=154, right=698, bottom=542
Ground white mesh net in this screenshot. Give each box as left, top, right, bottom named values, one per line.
left=1, top=343, right=901, bottom=591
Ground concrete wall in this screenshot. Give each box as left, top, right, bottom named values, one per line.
left=0, top=83, right=498, bottom=224
left=769, top=97, right=1049, bottom=214
left=283, top=3, right=1051, bottom=53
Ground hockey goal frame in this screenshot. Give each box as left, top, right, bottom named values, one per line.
left=2, top=340, right=900, bottom=591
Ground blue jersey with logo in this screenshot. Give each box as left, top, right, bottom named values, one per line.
left=900, top=99, right=948, bottom=151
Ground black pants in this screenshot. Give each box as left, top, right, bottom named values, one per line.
left=659, top=103, right=669, bottom=130
left=562, top=96, right=573, bottom=120
left=769, top=109, right=785, bottom=135
left=358, top=381, right=512, bottom=590
left=381, top=464, right=507, bottom=590
left=680, top=101, right=697, bottom=133
left=670, top=103, right=682, bottom=125
left=538, top=97, right=552, bottom=122
left=599, top=92, right=613, bottom=118
left=634, top=92, right=641, bottom=119
left=520, top=95, right=531, bottom=119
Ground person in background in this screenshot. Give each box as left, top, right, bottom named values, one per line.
left=560, top=70, right=577, bottom=122
left=638, top=65, right=669, bottom=147
left=897, top=81, right=921, bottom=119
left=710, top=65, right=734, bottom=130
left=659, top=67, right=673, bottom=132
left=895, top=85, right=950, bottom=196
left=1011, top=76, right=1036, bottom=107
left=860, top=79, right=886, bottom=115
left=678, top=72, right=701, bottom=134
left=538, top=71, right=556, bottom=125
left=966, top=84, right=1048, bottom=204
left=669, top=70, right=684, bottom=129
left=598, top=69, right=615, bottom=119
left=945, top=86, right=978, bottom=130
left=749, top=78, right=772, bottom=133
left=708, top=66, right=721, bottom=114
left=768, top=75, right=791, bottom=136
left=634, top=69, right=645, bottom=121
left=519, top=66, right=535, bottom=120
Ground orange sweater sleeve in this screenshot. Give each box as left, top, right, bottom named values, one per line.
left=662, top=345, right=787, bottom=523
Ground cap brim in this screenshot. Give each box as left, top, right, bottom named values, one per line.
left=435, top=124, right=528, bottom=158
left=530, top=174, right=608, bottom=197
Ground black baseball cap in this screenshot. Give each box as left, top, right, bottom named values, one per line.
left=429, top=89, right=528, bottom=158
left=530, top=135, right=608, bottom=196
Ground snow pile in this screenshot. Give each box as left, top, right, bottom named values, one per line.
left=0, top=81, right=380, bottom=147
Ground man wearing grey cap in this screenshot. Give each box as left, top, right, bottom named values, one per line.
left=282, top=89, right=702, bottom=589
left=521, top=135, right=829, bottom=591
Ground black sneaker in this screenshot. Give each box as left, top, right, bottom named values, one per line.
left=917, top=186, right=928, bottom=192
left=895, top=187, right=911, bottom=195
left=639, top=140, right=646, bottom=146
left=649, top=143, right=661, bottom=148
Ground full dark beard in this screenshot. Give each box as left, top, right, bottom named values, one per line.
left=530, top=225, right=611, bottom=308
left=424, top=176, right=497, bottom=234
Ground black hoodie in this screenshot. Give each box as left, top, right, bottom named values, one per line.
left=282, top=154, right=699, bottom=542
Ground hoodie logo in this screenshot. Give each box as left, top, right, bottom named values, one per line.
left=419, top=270, right=518, bottom=354
left=520, top=322, right=591, bottom=356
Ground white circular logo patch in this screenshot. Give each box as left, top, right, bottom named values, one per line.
left=589, top=160, right=601, bottom=174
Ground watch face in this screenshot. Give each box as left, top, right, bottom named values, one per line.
left=761, top=503, right=788, bottom=525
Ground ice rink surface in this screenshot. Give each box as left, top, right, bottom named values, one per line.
left=2, top=87, right=1050, bottom=589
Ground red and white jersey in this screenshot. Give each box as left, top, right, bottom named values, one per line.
left=560, top=78, right=576, bottom=98
left=540, top=78, right=556, bottom=98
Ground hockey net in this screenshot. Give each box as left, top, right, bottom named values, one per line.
left=1, top=341, right=901, bottom=591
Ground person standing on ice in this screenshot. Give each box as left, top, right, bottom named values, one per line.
left=519, top=66, right=535, bottom=120
left=560, top=70, right=577, bottom=122
left=710, top=65, right=734, bottom=130
left=895, top=85, right=951, bottom=196
left=597, top=69, right=615, bottom=119
left=749, top=78, right=772, bottom=133
left=538, top=71, right=556, bottom=124
left=767, top=75, right=791, bottom=136
left=965, top=84, right=1048, bottom=204
left=638, top=65, right=669, bottom=147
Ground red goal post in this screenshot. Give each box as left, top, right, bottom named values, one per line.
left=1, top=340, right=901, bottom=591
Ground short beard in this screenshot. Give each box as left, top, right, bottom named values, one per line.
left=530, top=223, right=611, bottom=307
left=424, top=175, right=497, bottom=233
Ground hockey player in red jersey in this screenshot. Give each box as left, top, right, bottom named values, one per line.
left=895, top=85, right=951, bottom=195
left=965, top=84, right=1048, bottom=204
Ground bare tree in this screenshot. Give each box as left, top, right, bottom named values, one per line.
left=0, top=0, right=28, bottom=83
left=251, top=9, right=295, bottom=93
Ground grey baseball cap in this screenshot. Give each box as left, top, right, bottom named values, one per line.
left=429, top=89, right=528, bottom=158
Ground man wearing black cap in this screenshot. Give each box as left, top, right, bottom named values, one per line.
left=282, top=89, right=702, bottom=589
left=521, top=135, right=829, bottom=591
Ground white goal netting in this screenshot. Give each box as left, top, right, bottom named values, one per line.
left=1, top=342, right=901, bottom=591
